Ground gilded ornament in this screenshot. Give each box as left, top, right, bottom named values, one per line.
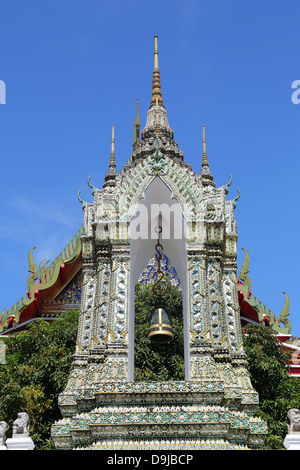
left=27, top=247, right=39, bottom=292
left=239, top=248, right=251, bottom=292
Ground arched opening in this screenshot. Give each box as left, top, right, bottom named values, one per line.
left=134, top=250, right=184, bottom=381
left=128, top=176, right=189, bottom=382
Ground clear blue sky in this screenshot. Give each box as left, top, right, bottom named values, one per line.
left=0, top=0, right=299, bottom=337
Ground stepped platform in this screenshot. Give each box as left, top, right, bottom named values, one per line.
left=51, top=381, right=267, bottom=450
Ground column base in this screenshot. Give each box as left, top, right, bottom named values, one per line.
left=5, top=437, right=35, bottom=450
left=283, top=434, right=300, bottom=450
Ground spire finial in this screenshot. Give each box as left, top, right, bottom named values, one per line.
left=155, top=97, right=160, bottom=135
left=151, top=35, right=163, bottom=106
left=103, top=125, right=117, bottom=188
left=154, top=35, right=159, bottom=70
left=200, top=124, right=214, bottom=186
left=202, top=125, right=208, bottom=165
left=133, top=98, right=140, bottom=150
left=110, top=125, right=115, bottom=165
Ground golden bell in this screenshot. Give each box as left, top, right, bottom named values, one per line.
left=148, top=303, right=174, bottom=343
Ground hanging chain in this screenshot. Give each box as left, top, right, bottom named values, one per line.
left=152, top=217, right=168, bottom=298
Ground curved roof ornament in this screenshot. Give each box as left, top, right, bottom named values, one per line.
left=27, top=247, right=39, bottom=292
left=77, top=190, right=86, bottom=210
left=87, top=176, right=96, bottom=196
left=233, top=188, right=240, bottom=208
left=225, top=174, right=233, bottom=195
left=239, top=248, right=251, bottom=292
left=280, top=292, right=291, bottom=331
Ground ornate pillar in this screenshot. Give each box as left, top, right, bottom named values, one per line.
left=104, top=243, right=130, bottom=382
left=188, top=245, right=221, bottom=383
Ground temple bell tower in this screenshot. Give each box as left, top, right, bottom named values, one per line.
left=51, top=36, right=267, bottom=450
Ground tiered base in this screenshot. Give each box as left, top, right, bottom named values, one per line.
left=51, top=381, right=267, bottom=450
left=82, top=438, right=249, bottom=450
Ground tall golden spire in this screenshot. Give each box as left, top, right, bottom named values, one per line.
left=142, top=35, right=174, bottom=144
left=151, top=35, right=163, bottom=106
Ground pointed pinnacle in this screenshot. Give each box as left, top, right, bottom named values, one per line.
left=110, top=125, right=115, bottom=166
left=151, top=35, right=163, bottom=106
left=202, top=125, right=208, bottom=165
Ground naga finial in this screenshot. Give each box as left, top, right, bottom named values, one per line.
left=280, top=292, right=291, bottom=332
left=87, top=176, right=96, bottom=196
left=27, top=247, right=39, bottom=292
left=239, top=248, right=251, bottom=292
left=39, top=259, right=48, bottom=284
left=233, top=188, right=240, bottom=208
left=77, top=190, right=86, bottom=210
left=225, top=174, right=233, bottom=195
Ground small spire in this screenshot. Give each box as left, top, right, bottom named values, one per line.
left=155, top=97, right=160, bottom=135
left=110, top=125, right=115, bottom=165
left=202, top=125, right=208, bottom=165
left=200, top=125, right=214, bottom=186
left=154, top=35, right=159, bottom=70
left=151, top=35, right=163, bottom=106
left=103, top=125, right=117, bottom=188
left=133, top=98, right=140, bottom=150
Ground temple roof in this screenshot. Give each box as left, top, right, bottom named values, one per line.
left=0, top=227, right=83, bottom=334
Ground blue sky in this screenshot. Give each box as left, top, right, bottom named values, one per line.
left=0, top=0, right=300, bottom=337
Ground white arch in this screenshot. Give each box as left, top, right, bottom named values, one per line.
left=128, top=176, right=189, bottom=381
left=118, top=156, right=204, bottom=226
